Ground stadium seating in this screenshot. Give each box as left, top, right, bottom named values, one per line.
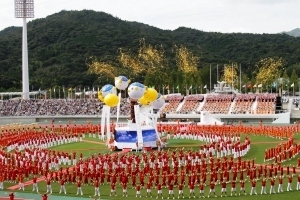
left=177, top=94, right=204, bottom=114
left=231, top=94, right=256, bottom=114
left=255, top=94, right=276, bottom=114
left=0, top=93, right=279, bottom=116
left=162, top=95, right=184, bottom=114
left=201, top=94, right=234, bottom=114
left=0, top=98, right=131, bottom=116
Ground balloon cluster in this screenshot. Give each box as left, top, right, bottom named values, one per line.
left=97, top=75, right=165, bottom=109
left=98, top=84, right=118, bottom=107
left=127, top=82, right=165, bottom=109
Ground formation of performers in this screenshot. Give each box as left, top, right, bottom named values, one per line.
left=163, top=127, right=251, bottom=159
left=264, top=137, right=300, bottom=163
left=157, top=122, right=300, bottom=164
left=157, top=122, right=297, bottom=140
left=0, top=122, right=299, bottom=199
left=2, top=148, right=300, bottom=199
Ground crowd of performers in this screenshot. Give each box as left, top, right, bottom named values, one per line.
left=0, top=122, right=102, bottom=151
left=158, top=122, right=300, bottom=162
left=157, top=122, right=297, bottom=140
left=160, top=125, right=251, bottom=159
left=0, top=122, right=300, bottom=199
left=264, top=137, right=300, bottom=163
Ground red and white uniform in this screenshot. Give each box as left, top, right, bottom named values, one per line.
left=32, top=176, right=39, bottom=192
left=136, top=184, right=141, bottom=196
left=46, top=178, right=52, bottom=194
left=93, top=179, right=100, bottom=196
left=76, top=180, right=83, bottom=195
left=59, top=179, right=66, bottom=194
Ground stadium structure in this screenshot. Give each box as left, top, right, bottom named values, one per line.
left=0, top=82, right=298, bottom=126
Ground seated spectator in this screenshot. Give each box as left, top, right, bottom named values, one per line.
left=231, top=94, right=256, bottom=114
left=255, top=94, right=276, bottom=114
left=178, top=95, right=204, bottom=114
left=201, top=94, right=234, bottom=114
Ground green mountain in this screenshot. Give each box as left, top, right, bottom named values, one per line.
left=284, top=28, right=300, bottom=37
left=1, top=10, right=300, bottom=91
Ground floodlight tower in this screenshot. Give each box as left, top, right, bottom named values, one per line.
left=15, top=0, right=34, bottom=100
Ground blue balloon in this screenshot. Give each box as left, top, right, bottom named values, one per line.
left=131, top=82, right=145, bottom=88
left=101, top=84, right=117, bottom=97
left=128, top=82, right=146, bottom=100
left=102, top=84, right=114, bottom=92
left=119, top=76, right=128, bottom=82
left=115, top=76, right=130, bottom=90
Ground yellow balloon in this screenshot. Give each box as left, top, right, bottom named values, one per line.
left=104, top=93, right=119, bottom=107
left=98, top=91, right=104, bottom=102
left=138, top=96, right=150, bottom=105
left=144, top=87, right=158, bottom=102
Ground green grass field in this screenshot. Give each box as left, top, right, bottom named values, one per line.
left=3, top=134, right=300, bottom=200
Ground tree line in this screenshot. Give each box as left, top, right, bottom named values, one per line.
left=0, top=10, right=300, bottom=94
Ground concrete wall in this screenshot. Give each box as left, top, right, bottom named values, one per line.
left=0, top=111, right=293, bottom=125
left=0, top=115, right=130, bottom=125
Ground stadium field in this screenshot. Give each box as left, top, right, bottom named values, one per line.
left=2, top=132, right=300, bottom=200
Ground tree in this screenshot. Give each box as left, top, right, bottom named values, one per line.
left=174, top=44, right=199, bottom=88
left=3, top=10, right=300, bottom=92
left=119, top=38, right=167, bottom=85
left=175, top=71, right=184, bottom=93
left=86, top=57, right=117, bottom=84
left=255, top=57, right=284, bottom=92
left=287, top=63, right=300, bottom=77
left=290, top=69, right=299, bottom=93
left=221, top=62, right=239, bottom=89
left=166, top=70, right=178, bottom=93
left=87, top=39, right=168, bottom=86
left=282, top=70, right=290, bottom=91
left=118, top=48, right=143, bottom=80
left=241, top=73, right=250, bottom=93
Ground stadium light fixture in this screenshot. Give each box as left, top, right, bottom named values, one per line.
left=15, top=0, right=34, bottom=99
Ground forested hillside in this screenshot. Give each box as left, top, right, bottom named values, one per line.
left=0, top=10, right=300, bottom=91
left=285, top=28, right=300, bottom=37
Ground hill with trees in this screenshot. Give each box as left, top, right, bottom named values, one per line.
left=0, top=10, right=300, bottom=93
left=284, top=28, right=300, bottom=37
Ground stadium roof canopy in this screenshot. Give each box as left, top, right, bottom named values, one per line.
left=0, top=91, right=45, bottom=96
left=75, top=91, right=98, bottom=96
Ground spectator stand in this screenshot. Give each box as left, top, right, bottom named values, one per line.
left=230, top=94, right=256, bottom=114
left=200, top=94, right=234, bottom=114
left=175, top=98, right=186, bottom=113
left=177, top=94, right=204, bottom=114
left=0, top=93, right=292, bottom=125
left=255, top=94, right=276, bottom=114
left=250, top=96, right=258, bottom=114
left=0, top=99, right=20, bottom=116
left=162, top=94, right=184, bottom=114
left=196, top=95, right=207, bottom=113
left=228, top=97, right=237, bottom=114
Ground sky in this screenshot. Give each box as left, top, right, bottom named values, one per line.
left=0, top=0, right=299, bottom=33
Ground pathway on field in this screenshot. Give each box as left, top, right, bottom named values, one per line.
left=167, top=141, right=282, bottom=148
left=64, top=147, right=107, bottom=151
left=252, top=141, right=283, bottom=144
left=0, top=191, right=93, bottom=200
left=82, top=139, right=106, bottom=145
